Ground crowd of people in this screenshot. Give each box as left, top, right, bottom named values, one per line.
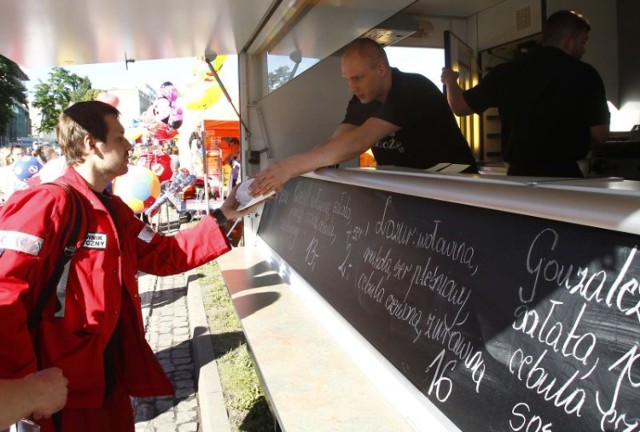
left=0, top=143, right=63, bottom=206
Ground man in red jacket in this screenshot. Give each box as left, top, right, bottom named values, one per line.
left=0, top=101, right=256, bottom=431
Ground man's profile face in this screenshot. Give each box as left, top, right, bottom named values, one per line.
left=341, top=53, right=384, bottom=104
left=94, top=115, right=132, bottom=178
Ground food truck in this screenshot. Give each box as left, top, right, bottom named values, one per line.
left=2, top=0, right=639, bottom=430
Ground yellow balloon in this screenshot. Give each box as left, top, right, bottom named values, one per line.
left=213, top=54, right=227, bottom=71
left=184, top=82, right=223, bottom=110
left=125, top=128, right=143, bottom=141
left=192, top=55, right=227, bottom=82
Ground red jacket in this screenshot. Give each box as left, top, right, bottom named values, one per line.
left=0, top=167, right=230, bottom=408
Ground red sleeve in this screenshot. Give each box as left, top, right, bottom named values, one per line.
left=0, top=187, right=70, bottom=378
left=117, top=200, right=231, bottom=276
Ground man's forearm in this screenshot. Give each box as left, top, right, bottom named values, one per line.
left=283, top=135, right=368, bottom=177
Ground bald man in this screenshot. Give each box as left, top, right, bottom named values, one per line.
left=251, top=37, right=477, bottom=196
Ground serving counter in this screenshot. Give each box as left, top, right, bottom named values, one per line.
left=223, top=167, right=640, bottom=431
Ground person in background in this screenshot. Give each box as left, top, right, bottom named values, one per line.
left=169, top=145, right=180, bottom=180
left=189, top=124, right=205, bottom=177
left=9, top=145, right=25, bottom=164
left=36, top=143, right=60, bottom=164
left=441, top=9, right=610, bottom=178
left=0, top=147, right=12, bottom=166
left=249, top=37, right=477, bottom=196
left=0, top=100, right=259, bottom=432
left=0, top=368, right=68, bottom=430
left=230, top=154, right=241, bottom=188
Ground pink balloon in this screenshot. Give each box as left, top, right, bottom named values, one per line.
left=96, top=92, right=120, bottom=107
left=160, top=82, right=178, bottom=103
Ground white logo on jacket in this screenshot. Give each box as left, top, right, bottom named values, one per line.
left=83, top=233, right=107, bottom=249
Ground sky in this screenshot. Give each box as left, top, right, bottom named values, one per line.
left=23, top=55, right=239, bottom=99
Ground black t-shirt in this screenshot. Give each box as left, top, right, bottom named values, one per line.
left=463, top=46, right=610, bottom=166
left=342, top=68, right=477, bottom=171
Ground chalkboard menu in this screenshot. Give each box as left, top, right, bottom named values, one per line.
left=258, top=176, right=640, bottom=432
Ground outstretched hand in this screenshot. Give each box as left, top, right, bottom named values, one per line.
left=248, top=161, right=291, bottom=197
left=218, top=183, right=271, bottom=221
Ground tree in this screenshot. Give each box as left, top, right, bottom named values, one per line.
left=0, top=55, right=29, bottom=138
left=268, top=66, right=293, bottom=92
left=32, top=67, right=99, bottom=133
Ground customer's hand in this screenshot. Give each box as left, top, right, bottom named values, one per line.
left=218, top=183, right=271, bottom=221
left=27, top=367, right=68, bottom=420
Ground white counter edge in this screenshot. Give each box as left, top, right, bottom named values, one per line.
left=302, top=168, right=640, bottom=236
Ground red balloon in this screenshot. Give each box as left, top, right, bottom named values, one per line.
left=137, top=150, right=173, bottom=182
left=151, top=125, right=179, bottom=141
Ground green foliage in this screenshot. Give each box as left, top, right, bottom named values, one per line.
left=267, top=65, right=292, bottom=92
left=32, top=67, right=99, bottom=133
left=0, top=55, right=28, bottom=137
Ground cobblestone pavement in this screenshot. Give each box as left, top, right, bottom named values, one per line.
left=134, top=272, right=201, bottom=432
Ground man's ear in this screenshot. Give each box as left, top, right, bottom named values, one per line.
left=82, top=134, right=96, bottom=155
left=561, top=35, right=574, bottom=55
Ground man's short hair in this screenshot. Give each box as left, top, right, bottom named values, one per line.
left=543, top=10, right=591, bottom=44
left=57, top=101, right=120, bottom=166
left=343, top=38, right=389, bottom=68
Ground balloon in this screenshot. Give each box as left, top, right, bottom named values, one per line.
left=192, top=55, right=227, bottom=82
left=12, top=156, right=43, bottom=181
left=125, top=126, right=147, bottom=142
left=184, top=82, right=223, bottom=110
left=152, top=97, right=172, bottom=124
left=96, top=92, right=120, bottom=108
left=169, top=106, right=183, bottom=130
left=137, top=150, right=173, bottom=183
left=112, top=165, right=161, bottom=213
left=159, top=81, right=178, bottom=103
left=151, top=126, right=179, bottom=141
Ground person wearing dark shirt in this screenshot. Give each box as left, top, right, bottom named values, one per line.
left=250, top=37, right=477, bottom=196
left=442, top=10, right=610, bottom=178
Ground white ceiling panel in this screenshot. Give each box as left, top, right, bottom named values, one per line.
left=0, top=0, right=274, bottom=68
left=0, top=0, right=505, bottom=68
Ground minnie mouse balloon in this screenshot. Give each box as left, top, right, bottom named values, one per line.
left=169, top=106, right=183, bottom=130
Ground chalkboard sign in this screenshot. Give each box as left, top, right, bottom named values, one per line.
left=258, top=176, right=640, bottom=432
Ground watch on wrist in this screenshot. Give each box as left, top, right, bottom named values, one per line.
left=211, top=208, right=228, bottom=226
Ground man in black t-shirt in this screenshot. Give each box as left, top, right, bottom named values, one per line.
left=442, top=10, right=610, bottom=178
left=250, top=38, right=477, bottom=197
left=343, top=67, right=476, bottom=170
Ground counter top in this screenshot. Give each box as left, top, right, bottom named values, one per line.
left=304, top=167, right=640, bottom=235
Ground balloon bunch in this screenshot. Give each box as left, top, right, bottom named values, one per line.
left=144, top=168, right=196, bottom=217
left=142, top=81, right=184, bottom=141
